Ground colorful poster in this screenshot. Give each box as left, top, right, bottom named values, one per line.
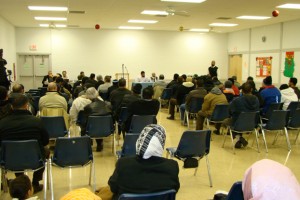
left=284, top=51, right=294, bottom=78
left=256, top=57, right=272, bottom=77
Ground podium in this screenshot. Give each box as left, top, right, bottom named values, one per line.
left=115, top=73, right=130, bottom=88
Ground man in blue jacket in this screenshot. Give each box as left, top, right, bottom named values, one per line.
left=260, top=76, right=281, bottom=115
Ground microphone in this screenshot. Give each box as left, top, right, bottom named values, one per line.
left=125, top=66, right=129, bottom=74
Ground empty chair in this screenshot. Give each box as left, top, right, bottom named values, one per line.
left=116, top=133, right=140, bottom=159
left=128, top=115, right=156, bottom=133
left=286, top=101, right=300, bottom=118
left=40, top=116, right=68, bottom=140
left=226, top=181, right=244, bottom=200
left=0, top=140, right=48, bottom=199
left=184, top=97, right=204, bottom=129
left=205, top=104, right=230, bottom=133
left=49, top=136, right=95, bottom=200
left=118, top=189, right=176, bottom=200
left=286, top=108, right=300, bottom=144
left=117, top=107, right=129, bottom=137
left=260, top=110, right=290, bottom=153
left=222, top=112, right=259, bottom=154
left=32, top=95, right=40, bottom=112
left=166, top=130, right=212, bottom=187
left=260, top=102, right=283, bottom=122
left=86, top=115, right=115, bottom=153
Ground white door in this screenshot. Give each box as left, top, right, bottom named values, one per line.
left=17, top=54, right=51, bottom=90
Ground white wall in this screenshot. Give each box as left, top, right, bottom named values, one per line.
left=0, top=17, right=16, bottom=75
left=15, top=28, right=228, bottom=81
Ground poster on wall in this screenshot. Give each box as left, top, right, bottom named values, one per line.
left=256, top=57, right=272, bottom=77
left=284, top=51, right=294, bottom=78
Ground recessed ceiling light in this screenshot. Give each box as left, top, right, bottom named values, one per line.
left=39, top=24, right=67, bottom=28
left=161, top=0, right=206, bottom=3
left=189, top=28, right=209, bottom=32
left=39, top=24, right=50, bottom=27
left=141, top=10, right=168, bottom=15
left=35, top=17, right=67, bottom=21
left=28, top=6, right=68, bottom=11
left=209, top=23, right=238, bottom=27
left=277, top=3, right=300, bottom=9
left=237, top=16, right=271, bottom=20
left=128, top=20, right=158, bottom=24
left=118, top=26, right=144, bottom=30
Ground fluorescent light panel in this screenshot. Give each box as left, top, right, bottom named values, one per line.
left=189, top=28, right=209, bottom=32
left=277, top=3, right=300, bottom=9
left=237, top=16, right=271, bottom=20
left=209, top=23, right=238, bottom=27
left=128, top=20, right=158, bottom=24
left=35, top=17, right=67, bottom=21
left=39, top=24, right=67, bottom=28
left=161, top=0, right=206, bottom=3
left=28, top=6, right=68, bottom=11
left=118, top=26, right=144, bottom=30
left=141, top=10, right=168, bottom=15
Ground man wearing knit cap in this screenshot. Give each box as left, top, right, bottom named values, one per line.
left=260, top=76, right=281, bottom=115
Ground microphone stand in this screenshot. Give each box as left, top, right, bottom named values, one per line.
left=122, top=64, right=125, bottom=79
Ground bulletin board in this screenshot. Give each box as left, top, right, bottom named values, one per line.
left=256, top=57, right=272, bottom=77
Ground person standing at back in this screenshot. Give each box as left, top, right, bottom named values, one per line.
left=208, top=60, right=218, bottom=78
left=0, top=49, right=10, bottom=90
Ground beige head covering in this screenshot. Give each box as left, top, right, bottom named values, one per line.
left=60, top=188, right=101, bottom=200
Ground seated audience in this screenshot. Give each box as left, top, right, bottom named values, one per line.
left=223, top=80, right=235, bottom=103
left=153, top=74, right=168, bottom=99
left=288, top=77, right=300, bottom=100
left=166, top=73, right=179, bottom=89
left=107, top=79, right=119, bottom=99
left=0, top=85, right=12, bottom=119
left=107, top=124, right=180, bottom=200
left=86, top=73, right=98, bottom=87
left=98, top=75, right=112, bottom=93
left=243, top=159, right=300, bottom=200
left=9, top=175, right=37, bottom=200
left=279, top=84, right=298, bottom=110
left=95, top=75, right=104, bottom=91
left=228, top=78, right=239, bottom=96
left=231, top=75, right=241, bottom=88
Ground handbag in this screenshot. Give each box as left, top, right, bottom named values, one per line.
left=183, top=157, right=198, bottom=168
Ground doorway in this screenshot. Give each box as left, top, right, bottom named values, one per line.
left=228, top=54, right=242, bottom=84
left=17, top=54, right=51, bottom=90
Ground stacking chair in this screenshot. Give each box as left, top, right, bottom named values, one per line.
left=205, top=104, right=230, bottom=134
left=118, top=189, right=176, bottom=200
left=222, top=112, right=259, bottom=154
left=116, top=133, right=140, bottom=159
left=76, top=110, right=85, bottom=127
left=166, top=130, right=212, bottom=187
left=32, top=95, right=41, bottom=112
left=159, top=88, right=172, bottom=109
left=226, top=181, right=244, bottom=200
left=117, top=107, right=129, bottom=140
left=99, top=92, right=109, bottom=101
left=260, top=102, right=283, bottom=122
left=86, top=115, right=115, bottom=153
left=49, top=136, right=95, bottom=200
left=0, top=140, right=48, bottom=199
left=184, top=97, right=204, bottom=129
left=41, top=116, right=68, bottom=140
left=38, top=87, right=47, bottom=96
left=286, top=101, right=300, bottom=118
left=128, top=115, right=156, bottom=133
left=286, top=109, right=300, bottom=144
left=260, top=110, right=290, bottom=153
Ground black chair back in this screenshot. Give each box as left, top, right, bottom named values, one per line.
left=187, top=97, right=203, bottom=113
left=121, top=133, right=140, bottom=157
left=265, top=110, right=288, bottom=130
left=119, top=107, right=129, bottom=124
left=52, top=136, right=93, bottom=167
left=175, top=130, right=211, bottom=158
left=86, top=115, right=114, bottom=137
left=76, top=110, right=86, bottom=126
left=41, top=116, right=67, bottom=139
left=287, top=101, right=300, bottom=118
left=129, top=115, right=156, bottom=133
left=0, top=140, right=44, bottom=171
left=232, top=112, right=259, bottom=132
left=99, top=92, right=109, bottom=101
left=264, top=102, right=283, bottom=119
left=210, top=104, right=230, bottom=121
left=38, top=87, right=47, bottom=96
left=226, top=181, right=244, bottom=200
left=288, top=109, right=300, bottom=128
left=118, top=189, right=176, bottom=200
left=160, top=88, right=172, bottom=100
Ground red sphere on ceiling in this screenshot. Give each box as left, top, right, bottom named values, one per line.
left=272, top=10, right=279, bottom=17
left=95, top=24, right=100, bottom=30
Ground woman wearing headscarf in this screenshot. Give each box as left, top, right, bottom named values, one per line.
left=243, top=159, right=300, bottom=200
left=108, top=124, right=180, bottom=200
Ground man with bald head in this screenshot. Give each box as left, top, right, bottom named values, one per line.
left=39, top=82, right=67, bottom=112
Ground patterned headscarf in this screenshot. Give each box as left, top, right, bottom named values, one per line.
left=60, top=188, right=101, bottom=200
left=136, top=124, right=166, bottom=159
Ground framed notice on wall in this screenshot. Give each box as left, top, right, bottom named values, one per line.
left=256, top=57, right=272, bottom=77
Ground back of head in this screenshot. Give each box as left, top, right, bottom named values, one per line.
left=280, top=84, right=289, bottom=90
left=90, top=73, right=95, bottom=79
left=118, top=78, right=126, bottom=87
left=186, top=76, right=193, bottom=83
left=85, top=87, right=98, bottom=100
left=55, top=77, right=64, bottom=83
left=112, top=79, right=118, bottom=86
left=247, top=76, right=254, bottom=81
left=47, top=82, right=57, bottom=91
left=232, top=75, right=237, bottom=81
left=136, top=124, right=166, bottom=159
left=11, top=94, right=29, bottom=110
left=60, top=188, right=101, bottom=200
left=289, top=77, right=297, bottom=86
left=182, top=74, right=187, bottom=81
left=159, top=74, right=164, bottom=80
left=96, top=75, right=103, bottom=81
left=224, top=80, right=233, bottom=88
left=263, top=76, right=272, bottom=86
left=81, top=76, right=89, bottom=85
left=104, top=75, right=111, bottom=83
left=0, top=86, right=8, bottom=100
left=132, top=83, right=142, bottom=95
left=228, top=78, right=235, bottom=85
left=142, top=86, right=154, bottom=99
left=177, top=76, right=183, bottom=84
left=173, top=73, right=179, bottom=81
left=196, top=78, right=204, bottom=87
left=12, top=84, right=24, bottom=93
left=242, top=82, right=252, bottom=94
left=9, top=175, right=32, bottom=200
left=247, top=80, right=256, bottom=91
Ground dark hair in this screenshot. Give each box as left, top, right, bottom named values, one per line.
left=173, top=73, right=179, bottom=80
left=12, top=84, right=24, bottom=93
left=0, top=86, right=8, bottom=100
left=182, top=74, right=187, bottom=81
left=9, top=175, right=32, bottom=200
left=196, top=79, right=204, bottom=87
left=242, top=82, right=252, bottom=94
left=142, top=86, right=154, bottom=99
left=247, top=76, right=254, bottom=81
left=224, top=80, right=233, bottom=88
left=177, top=76, right=183, bottom=84
left=228, top=78, right=235, bottom=85
left=81, top=76, right=89, bottom=85
left=247, top=80, right=257, bottom=92
left=112, top=79, right=119, bottom=86
left=280, top=84, right=289, bottom=90
left=90, top=73, right=95, bottom=79
left=159, top=74, right=164, bottom=80
left=104, top=75, right=111, bottom=82
left=289, top=77, right=297, bottom=86
left=118, top=78, right=126, bottom=87
left=55, top=77, right=64, bottom=83
left=11, top=94, right=29, bottom=109
left=141, top=71, right=145, bottom=74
